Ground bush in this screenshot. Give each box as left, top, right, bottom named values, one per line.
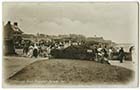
left=50, top=45, right=132, bottom=61
left=50, top=45, right=94, bottom=60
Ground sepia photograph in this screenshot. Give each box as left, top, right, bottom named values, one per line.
left=2, top=2, right=139, bottom=87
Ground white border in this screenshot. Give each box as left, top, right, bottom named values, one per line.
left=0, top=0, right=139, bottom=89
left=2, top=0, right=140, bottom=1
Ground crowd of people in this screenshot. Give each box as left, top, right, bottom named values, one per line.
left=22, top=40, right=69, bottom=58
left=86, top=45, right=125, bottom=63
left=23, top=43, right=51, bottom=59
left=21, top=40, right=136, bottom=63
left=94, top=45, right=135, bottom=63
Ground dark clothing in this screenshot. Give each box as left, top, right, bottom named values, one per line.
left=33, top=49, right=38, bottom=58
left=129, top=46, right=134, bottom=54
left=119, top=49, right=125, bottom=63
left=93, top=48, right=98, bottom=54
left=102, top=48, right=108, bottom=58
left=93, top=48, right=98, bottom=59
left=23, top=46, right=29, bottom=55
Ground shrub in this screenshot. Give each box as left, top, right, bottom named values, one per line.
left=50, top=45, right=94, bottom=60
left=50, top=45, right=132, bottom=61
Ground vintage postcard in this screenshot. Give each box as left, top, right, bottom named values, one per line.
left=2, top=2, right=139, bottom=87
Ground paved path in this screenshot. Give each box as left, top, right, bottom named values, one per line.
left=109, top=60, right=135, bottom=71
left=3, top=56, right=48, bottom=80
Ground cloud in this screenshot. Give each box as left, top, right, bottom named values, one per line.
left=3, top=2, right=138, bottom=43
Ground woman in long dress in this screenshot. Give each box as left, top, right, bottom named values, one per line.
left=27, top=44, right=34, bottom=58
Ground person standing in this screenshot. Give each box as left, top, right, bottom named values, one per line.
left=23, top=43, right=29, bottom=56
left=102, top=46, right=109, bottom=61
left=33, top=43, right=39, bottom=58
left=93, top=46, right=98, bottom=61
left=118, top=47, right=125, bottom=63
left=27, top=44, right=34, bottom=58
left=108, top=47, right=113, bottom=60
left=130, top=46, right=136, bottom=63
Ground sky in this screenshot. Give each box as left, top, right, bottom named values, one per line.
left=2, top=2, right=138, bottom=43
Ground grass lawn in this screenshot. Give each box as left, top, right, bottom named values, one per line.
left=5, top=59, right=134, bottom=86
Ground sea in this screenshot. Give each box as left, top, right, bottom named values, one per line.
left=115, top=43, right=134, bottom=52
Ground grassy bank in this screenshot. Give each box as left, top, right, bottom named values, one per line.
left=7, top=59, right=134, bottom=85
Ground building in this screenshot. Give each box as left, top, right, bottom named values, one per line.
left=86, top=36, right=116, bottom=47
left=3, top=21, right=23, bottom=55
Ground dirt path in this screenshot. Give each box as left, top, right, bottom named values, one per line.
left=109, top=60, right=135, bottom=71
left=3, top=56, right=47, bottom=80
